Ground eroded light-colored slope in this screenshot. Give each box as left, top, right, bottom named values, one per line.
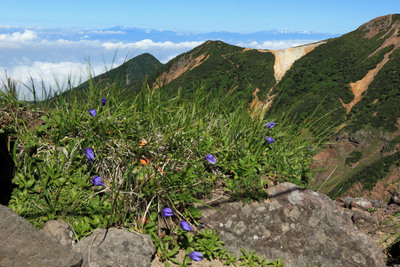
left=250, top=42, right=326, bottom=113
left=341, top=17, right=400, bottom=114
left=267, top=42, right=326, bottom=82
left=155, top=53, right=209, bottom=88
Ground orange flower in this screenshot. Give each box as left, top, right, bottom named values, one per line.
left=139, top=139, right=147, bottom=147
left=140, top=158, right=149, bottom=165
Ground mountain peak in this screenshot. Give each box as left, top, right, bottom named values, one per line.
left=357, top=14, right=400, bottom=38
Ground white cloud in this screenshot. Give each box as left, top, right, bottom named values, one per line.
left=42, top=38, right=103, bottom=48
left=0, top=30, right=38, bottom=48
left=102, top=39, right=204, bottom=50
left=236, top=40, right=318, bottom=50
left=1, top=61, right=110, bottom=100
left=161, top=54, right=179, bottom=64
left=90, top=30, right=126, bottom=35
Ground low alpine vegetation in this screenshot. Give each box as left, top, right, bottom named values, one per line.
left=2, top=73, right=327, bottom=265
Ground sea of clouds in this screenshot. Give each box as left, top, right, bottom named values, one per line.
left=0, top=26, right=337, bottom=100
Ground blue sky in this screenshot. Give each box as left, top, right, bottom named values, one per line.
left=1, top=0, right=399, bottom=99
left=2, top=0, right=398, bottom=34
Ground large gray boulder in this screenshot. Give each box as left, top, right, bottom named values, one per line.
left=0, top=204, right=83, bottom=267
left=200, top=182, right=386, bottom=267
left=73, top=227, right=155, bottom=267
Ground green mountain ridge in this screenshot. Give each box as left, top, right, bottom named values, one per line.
left=148, top=40, right=276, bottom=102
left=65, top=52, right=162, bottom=97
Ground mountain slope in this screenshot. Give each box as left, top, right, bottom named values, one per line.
left=68, top=14, right=400, bottom=200
left=147, top=40, right=276, bottom=102
left=66, top=53, right=162, bottom=97
left=265, top=14, right=400, bottom=199
left=271, top=14, right=400, bottom=132
left=145, top=15, right=400, bottom=200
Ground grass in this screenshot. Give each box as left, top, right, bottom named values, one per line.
left=1, top=70, right=336, bottom=266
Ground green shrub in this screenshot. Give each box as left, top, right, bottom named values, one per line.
left=345, top=150, right=363, bottom=165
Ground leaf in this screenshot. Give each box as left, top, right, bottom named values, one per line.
left=169, top=257, right=180, bottom=265
left=26, top=178, right=36, bottom=188
left=167, top=246, right=179, bottom=257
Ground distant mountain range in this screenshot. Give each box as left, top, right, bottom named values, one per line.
left=69, top=14, right=400, bottom=200
left=0, top=25, right=337, bottom=43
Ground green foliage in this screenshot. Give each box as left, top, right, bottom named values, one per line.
left=191, top=229, right=226, bottom=260
left=63, top=53, right=162, bottom=101
left=381, top=210, right=400, bottom=263
left=147, top=41, right=276, bottom=103
left=328, top=150, right=400, bottom=198
left=0, top=76, right=19, bottom=106
left=238, top=248, right=283, bottom=267
left=348, top=47, right=400, bottom=132
left=385, top=135, right=400, bottom=153
left=270, top=20, right=400, bottom=132
left=345, top=150, right=363, bottom=166
left=5, top=67, right=328, bottom=264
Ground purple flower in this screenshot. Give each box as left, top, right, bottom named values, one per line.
left=92, top=176, right=104, bottom=186
left=180, top=221, right=193, bottom=231
left=85, top=148, right=95, bottom=163
left=162, top=207, right=174, bottom=217
left=101, top=98, right=106, bottom=106
left=206, top=154, right=217, bottom=164
left=189, top=251, right=204, bottom=261
left=89, top=109, right=97, bottom=117
left=265, top=136, right=276, bottom=144
left=264, top=122, right=276, bottom=128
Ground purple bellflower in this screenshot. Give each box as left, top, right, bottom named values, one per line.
left=206, top=154, right=217, bottom=165
left=162, top=207, right=174, bottom=217
left=92, top=176, right=104, bottom=186
left=101, top=98, right=106, bottom=106
left=180, top=221, right=193, bottom=231
left=189, top=251, right=204, bottom=261
left=89, top=109, right=97, bottom=117
left=85, top=148, right=95, bottom=163
left=265, top=136, right=276, bottom=144
left=264, top=122, right=276, bottom=128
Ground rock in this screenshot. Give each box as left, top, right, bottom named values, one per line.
left=338, top=196, right=386, bottom=210
left=387, top=203, right=400, bottom=214
left=41, top=220, right=74, bottom=248
left=351, top=209, right=378, bottom=230
left=200, top=182, right=386, bottom=267
left=349, top=135, right=361, bottom=145
left=389, top=185, right=400, bottom=206
left=73, top=227, right=155, bottom=267
left=350, top=198, right=374, bottom=210
left=0, top=204, right=83, bottom=267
